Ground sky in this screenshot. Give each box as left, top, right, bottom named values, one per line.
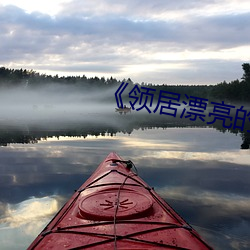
left=0, top=0, right=250, bottom=85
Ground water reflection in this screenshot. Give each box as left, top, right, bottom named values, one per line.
left=0, top=196, right=62, bottom=250
left=0, top=112, right=250, bottom=149
left=1, top=196, right=59, bottom=228
left=0, top=127, right=250, bottom=249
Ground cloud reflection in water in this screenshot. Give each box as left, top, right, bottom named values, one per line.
left=0, top=196, right=61, bottom=250
left=0, top=127, right=249, bottom=249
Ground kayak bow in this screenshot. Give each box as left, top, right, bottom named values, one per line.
left=28, top=152, right=213, bottom=249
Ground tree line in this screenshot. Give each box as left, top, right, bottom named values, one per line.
left=146, top=63, right=250, bottom=103
left=0, top=67, right=122, bottom=89
left=0, top=63, right=250, bottom=103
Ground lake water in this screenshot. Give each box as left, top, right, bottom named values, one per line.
left=0, top=111, right=250, bottom=250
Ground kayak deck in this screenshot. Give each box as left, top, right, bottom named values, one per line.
left=28, top=152, right=213, bottom=249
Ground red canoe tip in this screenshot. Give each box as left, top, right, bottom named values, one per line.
left=27, top=153, right=213, bottom=250
left=105, top=152, right=122, bottom=161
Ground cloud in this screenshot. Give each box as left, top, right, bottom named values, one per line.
left=157, top=186, right=250, bottom=216
left=3, top=4, right=249, bottom=48
left=0, top=1, right=250, bottom=84
left=58, top=0, right=246, bottom=19
left=0, top=196, right=61, bottom=250
left=0, top=196, right=59, bottom=229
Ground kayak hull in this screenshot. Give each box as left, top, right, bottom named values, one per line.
left=28, top=152, right=213, bottom=249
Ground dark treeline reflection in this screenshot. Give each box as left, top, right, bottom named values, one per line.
left=1, top=112, right=249, bottom=149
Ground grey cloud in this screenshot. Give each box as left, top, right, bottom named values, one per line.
left=40, top=64, right=121, bottom=73
left=121, top=59, right=244, bottom=85
left=1, top=4, right=249, bottom=50
left=59, top=0, right=216, bottom=18
left=0, top=2, right=249, bottom=84
left=184, top=13, right=250, bottom=49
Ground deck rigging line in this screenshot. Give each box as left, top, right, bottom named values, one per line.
left=112, top=160, right=137, bottom=249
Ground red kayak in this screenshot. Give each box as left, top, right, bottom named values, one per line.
left=28, top=152, right=213, bottom=249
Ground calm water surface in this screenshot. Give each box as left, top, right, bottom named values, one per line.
left=0, top=124, right=250, bottom=249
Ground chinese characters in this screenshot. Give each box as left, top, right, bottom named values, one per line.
left=115, top=82, right=250, bottom=132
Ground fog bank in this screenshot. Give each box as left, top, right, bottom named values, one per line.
left=0, top=85, right=117, bottom=124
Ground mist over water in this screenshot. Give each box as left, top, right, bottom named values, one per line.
left=0, top=84, right=119, bottom=129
